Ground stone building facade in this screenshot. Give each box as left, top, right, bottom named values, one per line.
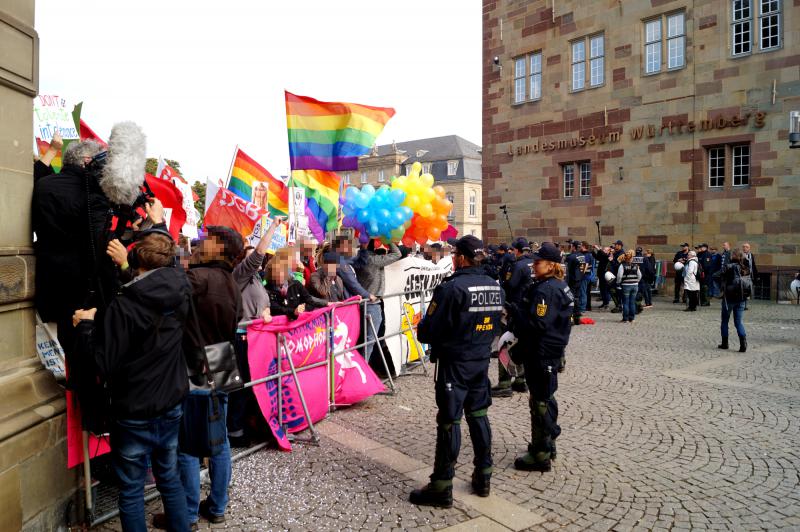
left=482, top=0, right=800, bottom=294
left=0, top=2, right=79, bottom=530
left=350, top=135, right=483, bottom=238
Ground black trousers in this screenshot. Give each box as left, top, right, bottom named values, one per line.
left=523, top=360, right=560, bottom=461
left=686, top=290, right=699, bottom=310
left=431, top=359, right=492, bottom=481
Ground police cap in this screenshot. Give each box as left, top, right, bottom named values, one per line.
left=447, top=235, right=484, bottom=259
left=532, top=242, right=562, bottom=262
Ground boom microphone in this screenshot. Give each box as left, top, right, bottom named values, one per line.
left=100, top=121, right=147, bottom=206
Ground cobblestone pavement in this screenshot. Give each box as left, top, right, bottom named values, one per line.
left=97, top=298, right=800, bottom=531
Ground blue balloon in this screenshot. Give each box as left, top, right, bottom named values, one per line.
left=362, top=184, right=376, bottom=197
left=354, top=192, right=369, bottom=209
left=357, top=209, right=370, bottom=223
left=390, top=188, right=405, bottom=206
left=391, top=210, right=405, bottom=227
left=399, top=206, right=413, bottom=221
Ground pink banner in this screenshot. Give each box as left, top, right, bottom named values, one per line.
left=247, top=298, right=383, bottom=450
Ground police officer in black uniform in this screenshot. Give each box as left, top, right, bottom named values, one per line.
left=696, top=243, right=712, bottom=306
left=508, top=242, right=574, bottom=472
left=492, top=237, right=532, bottom=397
left=410, top=235, right=504, bottom=507
left=565, top=240, right=586, bottom=324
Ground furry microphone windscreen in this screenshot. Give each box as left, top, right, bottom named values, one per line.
left=100, top=121, right=147, bottom=206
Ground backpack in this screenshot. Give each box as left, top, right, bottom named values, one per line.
left=727, top=265, right=752, bottom=301
left=696, top=257, right=705, bottom=280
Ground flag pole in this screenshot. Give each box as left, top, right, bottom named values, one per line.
left=223, top=144, right=238, bottom=190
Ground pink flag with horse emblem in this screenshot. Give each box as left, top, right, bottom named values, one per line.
left=247, top=298, right=382, bottom=450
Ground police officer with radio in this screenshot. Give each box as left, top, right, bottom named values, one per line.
left=508, top=242, right=573, bottom=472
left=410, top=236, right=504, bottom=507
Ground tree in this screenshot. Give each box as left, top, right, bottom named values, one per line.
left=145, top=157, right=183, bottom=176
left=192, top=181, right=206, bottom=225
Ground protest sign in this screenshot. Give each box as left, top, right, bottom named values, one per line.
left=33, top=94, right=80, bottom=142
left=382, top=256, right=452, bottom=375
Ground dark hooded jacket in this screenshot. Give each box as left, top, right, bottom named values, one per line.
left=76, top=267, right=190, bottom=420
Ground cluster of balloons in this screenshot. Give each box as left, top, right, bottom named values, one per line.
left=341, top=184, right=413, bottom=244
left=391, top=162, right=452, bottom=246
left=340, top=161, right=453, bottom=245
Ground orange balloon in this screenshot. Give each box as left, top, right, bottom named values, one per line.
left=428, top=227, right=442, bottom=240
left=433, top=185, right=446, bottom=198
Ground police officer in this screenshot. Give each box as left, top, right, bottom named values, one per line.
left=508, top=242, right=573, bottom=472
left=492, top=237, right=532, bottom=397
left=580, top=241, right=596, bottom=312
left=565, top=240, right=586, bottom=324
left=410, top=235, right=503, bottom=507
left=498, top=243, right=515, bottom=282
left=696, top=243, right=712, bottom=306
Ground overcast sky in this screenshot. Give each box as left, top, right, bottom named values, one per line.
left=36, top=0, right=481, bottom=183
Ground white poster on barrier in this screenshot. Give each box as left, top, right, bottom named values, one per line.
left=382, top=256, right=452, bottom=375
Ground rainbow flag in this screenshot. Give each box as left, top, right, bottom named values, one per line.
left=285, top=91, right=395, bottom=171
left=290, top=170, right=341, bottom=235
left=228, top=148, right=289, bottom=217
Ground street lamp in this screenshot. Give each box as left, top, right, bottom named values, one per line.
left=790, top=111, right=800, bottom=149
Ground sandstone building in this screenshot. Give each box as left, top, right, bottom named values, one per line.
left=482, top=0, right=799, bottom=296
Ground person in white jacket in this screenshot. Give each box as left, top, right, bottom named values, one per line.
left=683, top=251, right=700, bottom=311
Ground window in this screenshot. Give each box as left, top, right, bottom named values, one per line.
left=759, top=0, right=781, bottom=50
left=422, top=162, right=432, bottom=174
left=732, top=0, right=782, bottom=56
left=344, top=173, right=351, bottom=184
left=378, top=169, right=385, bottom=182
left=469, top=190, right=476, bottom=217
left=579, top=162, right=591, bottom=197
left=447, top=160, right=459, bottom=176
left=732, top=0, right=752, bottom=55
left=572, top=34, right=603, bottom=91
left=644, top=13, right=685, bottom=74
left=513, top=52, right=543, bottom=104
left=732, top=145, right=750, bottom=186
left=563, top=165, right=575, bottom=198
left=709, top=147, right=725, bottom=187
left=667, top=13, right=685, bottom=68
left=360, top=171, right=368, bottom=184
left=446, top=193, right=455, bottom=220
left=645, top=19, right=662, bottom=73
left=406, top=165, right=413, bottom=176
left=706, top=144, right=750, bottom=188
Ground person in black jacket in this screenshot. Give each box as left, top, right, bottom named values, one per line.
left=565, top=241, right=586, bottom=324
left=672, top=243, right=689, bottom=303
left=696, top=243, right=712, bottom=306
left=265, top=247, right=328, bottom=318
left=718, top=250, right=749, bottom=352
left=509, top=242, right=573, bottom=472
left=639, top=248, right=656, bottom=307
left=593, top=245, right=612, bottom=308
left=73, top=231, right=190, bottom=532
left=410, top=236, right=503, bottom=507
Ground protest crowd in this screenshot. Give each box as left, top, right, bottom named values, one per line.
left=30, top=105, right=767, bottom=531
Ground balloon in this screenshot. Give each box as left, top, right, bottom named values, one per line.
left=420, top=173, right=434, bottom=188
left=362, top=184, right=376, bottom=197
left=433, top=185, right=446, bottom=198
left=354, top=192, right=369, bottom=209
left=399, top=206, right=413, bottom=221
left=358, top=232, right=370, bottom=245
left=402, top=236, right=415, bottom=247
left=428, top=227, right=442, bottom=241
left=418, top=203, right=433, bottom=218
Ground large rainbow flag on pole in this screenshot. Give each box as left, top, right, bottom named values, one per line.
left=228, top=148, right=289, bottom=217
left=285, top=91, right=395, bottom=171
left=289, top=170, right=341, bottom=235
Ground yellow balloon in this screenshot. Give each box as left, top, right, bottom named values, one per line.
left=418, top=203, right=433, bottom=218
left=420, top=173, right=434, bottom=188
left=423, top=188, right=435, bottom=202
left=411, top=161, right=422, bottom=176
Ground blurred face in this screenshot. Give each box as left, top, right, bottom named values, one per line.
left=271, top=257, right=291, bottom=284
left=325, top=263, right=337, bottom=277
left=533, top=259, right=550, bottom=277
left=742, top=243, right=751, bottom=253
left=723, top=242, right=730, bottom=251
left=193, top=235, right=225, bottom=263
left=614, top=244, right=622, bottom=251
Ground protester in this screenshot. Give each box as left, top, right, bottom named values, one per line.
left=640, top=248, right=656, bottom=308
left=227, top=218, right=282, bottom=447
left=410, top=236, right=502, bottom=506
left=708, top=246, right=722, bottom=298
left=353, top=240, right=401, bottom=360
left=73, top=230, right=190, bottom=532
left=672, top=243, right=689, bottom=303
left=308, top=251, right=346, bottom=303
left=718, top=250, right=750, bottom=352
left=297, top=237, right=318, bottom=284
left=616, top=250, right=641, bottom=323
left=683, top=250, right=700, bottom=311
left=266, top=247, right=328, bottom=317
left=580, top=242, right=596, bottom=312
left=697, top=243, right=712, bottom=307
left=174, top=225, right=244, bottom=527
left=509, top=242, right=573, bottom=472
left=741, top=242, right=758, bottom=310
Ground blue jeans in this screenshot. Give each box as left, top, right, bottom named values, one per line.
left=621, top=285, right=638, bottom=322
left=639, top=280, right=652, bottom=306
left=364, top=302, right=383, bottom=361
left=178, top=392, right=231, bottom=522
left=721, top=299, right=746, bottom=337
left=578, top=279, right=589, bottom=312
left=111, top=403, right=189, bottom=532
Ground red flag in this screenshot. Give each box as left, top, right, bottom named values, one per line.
left=441, top=224, right=459, bottom=240
left=204, top=187, right=266, bottom=239
left=144, top=173, right=187, bottom=239
left=79, top=119, right=107, bottom=147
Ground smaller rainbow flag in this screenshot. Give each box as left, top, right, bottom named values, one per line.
left=228, top=148, right=289, bottom=217
left=286, top=91, right=395, bottom=171
left=290, top=170, right=341, bottom=235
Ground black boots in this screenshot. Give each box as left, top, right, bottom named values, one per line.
left=471, top=470, right=491, bottom=497
left=409, top=481, right=453, bottom=508
left=739, top=335, right=747, bottom=352
left=718, top=336, right=729, bottom=350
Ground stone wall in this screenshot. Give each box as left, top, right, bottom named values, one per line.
left=483, top=0, right=800, bottom=276
left=0, top=1, right=78, bottom=529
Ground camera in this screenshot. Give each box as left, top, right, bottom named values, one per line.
left=493, top=56, right=500, bottom=65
